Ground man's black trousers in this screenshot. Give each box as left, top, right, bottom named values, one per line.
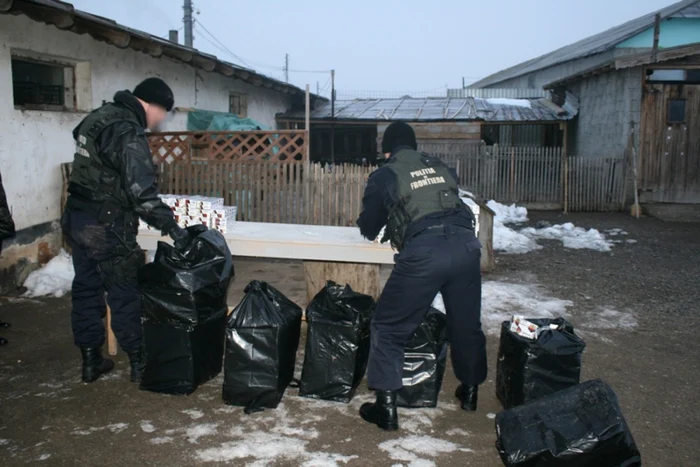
left=367, top=225, right=487, bottom=391
left=63, top=209, right=143, bottom=353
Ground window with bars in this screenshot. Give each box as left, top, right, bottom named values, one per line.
left=229, top=93, right=248, bottom=117
left=12, top=57, right=75, bottom=110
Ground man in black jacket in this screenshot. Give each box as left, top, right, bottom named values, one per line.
left=63, top=78, right=189, bottom=383
left=356, top=122, right=486, bottom=431
left=0, top=169, right=16, bottom=346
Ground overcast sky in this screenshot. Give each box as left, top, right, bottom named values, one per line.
left=70, top=0, right=673, bottom=96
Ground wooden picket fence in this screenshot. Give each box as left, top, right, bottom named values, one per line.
left=567, top=155, right=627, bottom=212
left=157, top=161, right=373, bottom=226
left=423, top=142, right=626, bottom=212
left=155, top=153, right=626, bottom=221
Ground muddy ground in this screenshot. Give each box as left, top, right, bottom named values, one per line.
left=1, top=212, right=699, bottom=466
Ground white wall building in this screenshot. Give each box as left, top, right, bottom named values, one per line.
left=0, top=0, right=312, bottom=290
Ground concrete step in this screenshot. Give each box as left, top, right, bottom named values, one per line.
left=643, top=203, right=700, bottom=222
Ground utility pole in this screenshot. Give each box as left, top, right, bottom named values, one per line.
left=330, top=69, right=336, bottom=165
left=330, top=69, right=335, bottom=117
left=183, top=0, right=194, bottom=47
left=316, top=81, right=320, bottom=96
left=284, top=54, right=289, bottom=83
left=462, top=77, right=466, bottom=89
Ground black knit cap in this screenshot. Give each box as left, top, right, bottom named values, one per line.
left=133, top=77, right=174, bottom=111
left=381, top=121, right=417, bottom=154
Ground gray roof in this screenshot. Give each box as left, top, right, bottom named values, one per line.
left=279, top=93, right=578, bottom=122
left=1, top=0, right=320, bottom=99
left=471, top=0, right=700, bottom=88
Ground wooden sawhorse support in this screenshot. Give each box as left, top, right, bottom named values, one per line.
left=303, top=260, right=381, bottom=302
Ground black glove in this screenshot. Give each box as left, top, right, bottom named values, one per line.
left=169, top=225, right=190, bottom=251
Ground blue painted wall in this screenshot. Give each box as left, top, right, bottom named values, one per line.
left=617, top=18, right=700, bottom=48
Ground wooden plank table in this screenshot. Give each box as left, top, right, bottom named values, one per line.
left=138, top=222, right=395, bottom=302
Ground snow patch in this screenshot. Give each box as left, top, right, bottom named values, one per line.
left=493, top=221, right=542, bottom=254
left=487, top=413, right=496, bottom=419
left=579, top=308, right=637, bottom=331
left=485, top=201, right=541, bottom=254
left=401, top=409, right=441, bottom=434
left=37, top=454, right=51, bottom=461
left=446, top=428, right=470, bottom=437
left=486, top=98, right=532, bottom=109
left=482, top=281, right=573, bottom=334
left=140, top=421, right=156, bottom=433
left=487, top=200, right=529, bottom=224
left=182, top=409, right=205, bottom=420
left=434, top=281, right=573, bottom=334
left=23, top=250, right=75, bottom=298
left=150, top=436, right=173, bottom=445
left=72, top=423, right=129, bottom=436
left=194, top=431, right=356, bottom=465
left=186, top=423, right=219, bottom=443
left=521, top=223, right=612, bottom=252
left=378, top=435, right=470, bottom=466
left=0, top=439, right=9, bottom=446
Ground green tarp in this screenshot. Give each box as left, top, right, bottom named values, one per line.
left=187, top=109, right=270, bottom=131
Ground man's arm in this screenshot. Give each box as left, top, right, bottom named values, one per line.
left=118, top=128, right=177, bottom=234
left=356, top=169, right=394, bottom=241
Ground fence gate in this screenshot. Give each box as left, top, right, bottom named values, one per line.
left=567, top=156, right=627, bottom=212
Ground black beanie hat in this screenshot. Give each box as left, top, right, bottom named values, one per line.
left=381, top=121, right=417, bottom=154
left=133, top=77, right=174, bottom=112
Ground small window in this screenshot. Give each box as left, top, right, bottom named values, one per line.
left=668, top=99, right=686, bottom=124
left=12, top=58, right=74, bottom=110
left=647, top=68, right=700, bottom=84
left=229, top=93, right=248, bottom=117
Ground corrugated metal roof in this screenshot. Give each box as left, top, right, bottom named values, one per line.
left=0, top=0, right=320, bottom=99
left=471, top=0, right=700, bottom=88
left=279, top=93, right=578, bottom=122
left=447, top=88, right=548, bottom=99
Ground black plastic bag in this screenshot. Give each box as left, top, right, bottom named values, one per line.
left=139, top=226, right=234, bottom=395
left=396, top=307, right=448, bottom=408
left=496, top=318, right=585, bottom=409
left=496, top=379, right=642, bottom=467
left=223, top=280, right=302, bottom=413
left=299, top=281, right=375, bottom=402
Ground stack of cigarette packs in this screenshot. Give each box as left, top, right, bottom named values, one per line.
left=138, top=195, right=237, bottom=234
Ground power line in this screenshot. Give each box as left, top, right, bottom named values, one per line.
left=194, top=19, right=331, bottom=75
left=194, top=20, right=252, bottom=67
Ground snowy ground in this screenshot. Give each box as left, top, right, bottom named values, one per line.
left=2, top=212, right=700, bottom=466
left=485, top=200, right=632, bottom=255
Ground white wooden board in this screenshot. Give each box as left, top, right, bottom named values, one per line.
left=137, top=222, right=396, bottom=265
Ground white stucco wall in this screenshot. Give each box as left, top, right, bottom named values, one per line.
left=0, top=14, right=294, bottom=232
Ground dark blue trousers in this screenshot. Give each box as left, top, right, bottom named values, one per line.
left=367, top=225, right=487, bottom=391
left=64, top=209, right=143, bottom=353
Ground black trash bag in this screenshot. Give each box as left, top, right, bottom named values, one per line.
left=223, top=280, right=302, bottom=413
left=299, top=281, right=375, bottom=402
left=496, top=318, right=585, bottom=409
left=139, top=226, right=234, bottom=395
left=495, top=379, right=642, bottom=467
left=397, top=307, right=448, bottom=408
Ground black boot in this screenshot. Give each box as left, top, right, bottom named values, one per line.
left=80, top=347, right=114, bottom=383
left=0, top=321, right=10, bottom=328
left=455, top=384, right=478, bottom=411
left=360, top=390, right=399, bottom=431
left=127, top=350, right=143, bottom=383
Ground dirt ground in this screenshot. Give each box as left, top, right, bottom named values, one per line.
left=1, top=212, right=699, bottom=466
